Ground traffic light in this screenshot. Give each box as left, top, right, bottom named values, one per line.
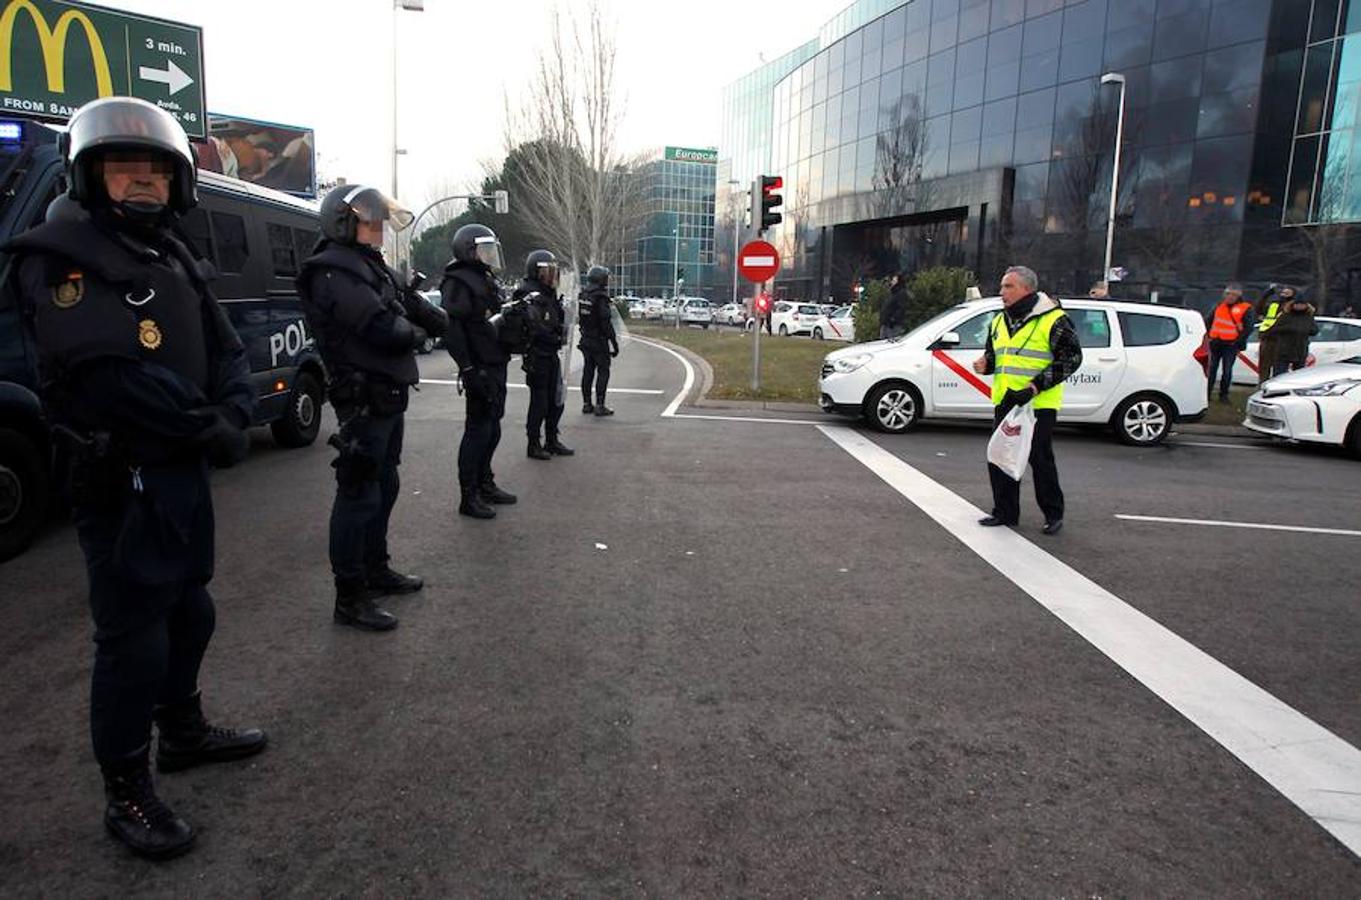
left=751, top=175, right=783, bottom=234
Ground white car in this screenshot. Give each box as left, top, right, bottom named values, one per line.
left=771, top=301, right=825, bottom=336
left=812, top=306, right=856, bottom=342
left=1242, top=357, right=1361, bottom=456
left=679, top=298, right=714, bottom=328
left=715, top=302, right=751, bottom=326
left=1233, top=316, right=1361, bottom=384
left=819, top=297, right=1209, bottom=446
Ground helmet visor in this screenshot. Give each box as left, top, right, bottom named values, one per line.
left=535, top=259, right=560, bottom=288
left=474, top=235, right=504, bottom=272
left=344, top=186, right=414, bottom=231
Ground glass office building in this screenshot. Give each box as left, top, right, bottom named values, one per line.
left=717, top=0, right=1361, bottom=313
left=621, top=147, right=718, bottom=299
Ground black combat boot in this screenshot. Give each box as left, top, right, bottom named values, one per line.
left=593, top=404, right=615, bottom=416
left=154, top=692, right=269, bottom=773
left=479, top=479, right=517, bottom=505
left=582, top=401, right=595, bottom=414
left=545, top=437, right=575, bottom=456
left=366, top=565, right=424, bottom=595
left=459, top=486, right=497, bottom=519
left=527, top=438, right=552, bottom=460
left=102, top=746, right=195, bottom=860
left=334, top=578, right=399, bottom=630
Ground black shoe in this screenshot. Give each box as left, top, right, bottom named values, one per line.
left=527, top=439, right=552, bottom=461
left=593, top=405, right=615, bottom=416
left=103, top=748, right=195, bottom=860
left=479, top=480, right=517, bottom=505
left=333, top=580, right=399, bottom=630
left=582, top=402, right=595, bottom=414
left=545, top=439, right=575, bottom=456
left=154, top=692, right=268, bottom=773
left=978, top=515, right=1016, bottom=527
left=1042, top=519, right=1064, bottom=536
left=366, top=565, right=423, bottom=595
left=459, top=487, right=497, bottom=519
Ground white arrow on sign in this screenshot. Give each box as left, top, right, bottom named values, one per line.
left=138, top=59, right=194, bottom=96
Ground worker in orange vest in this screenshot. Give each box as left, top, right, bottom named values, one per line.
left=1205, top=283, right=1255, bottom=401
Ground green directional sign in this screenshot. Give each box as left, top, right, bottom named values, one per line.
left=0, top=0, right=206, bottom=138
left=666, top=146, right=718, bottom=164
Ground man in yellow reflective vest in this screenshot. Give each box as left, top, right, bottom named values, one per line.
left=1204, top=283, right=1254, bottom=401
left=1255, top=284, right=1294, bottom=384
left=972, top=266, right=1084, bottom=535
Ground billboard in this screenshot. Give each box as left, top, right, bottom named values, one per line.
left=194, top=113, right=316, bottom=198
left=665, top=146, right=717, bottom=164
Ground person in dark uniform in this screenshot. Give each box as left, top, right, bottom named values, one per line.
left=298, top=184, right=447, bottom=632
left=577, top=264, right=619, bottom=416
left=517, top=249, right=574, bottom=460
left=2, top=97, right=266, bottom=860
left=440, top=223, right=517, bottom=519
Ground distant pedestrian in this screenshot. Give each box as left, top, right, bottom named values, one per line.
left=1256, top=284, right=1294, bottom=383
left=1204, top=283, right=1254, bottom=401
left=1341, top=303, right=1357, bottom=319
left=879, top=272, right=910, bottom=339
left=1270, top=295, right=1318, bottom=377
left=1088, top=281, right=1109, bottom=299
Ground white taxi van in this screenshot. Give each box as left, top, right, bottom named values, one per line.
left=818, top=297, right=1208, bottom=446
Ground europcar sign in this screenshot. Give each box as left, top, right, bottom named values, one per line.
left=0, top=0, right=205, bottom=137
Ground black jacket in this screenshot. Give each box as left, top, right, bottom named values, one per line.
left=1273, top=304, right=1318, bottom=364
left=881, top=282, right=910, bottom=330
left=441, top=262, right=510, bottom=369
left=577, top=285, right=616, bottom=349
left=515, top=278, right=565, bottom=360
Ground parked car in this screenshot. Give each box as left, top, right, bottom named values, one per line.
left=812, top=305, right=856, bottom=342
left=818, top=297, right=1209, bottom=446
left=417, top=291, right=443, bottom=352
left=659, top=299, right=681, bottom=323
left=715, top=302, right=751, bottom=327
left=679, top=298, right=714, bottom=328
left=1242, top=357, right=1361, bottom=456
left=643, top=298, right=665, bottom=320
left=1232, top=316, right=1361, bottom=384
left=771, top=301, right=825, bottom=336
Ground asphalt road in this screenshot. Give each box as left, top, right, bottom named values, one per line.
left=0, top=334, right=1358, bottom=895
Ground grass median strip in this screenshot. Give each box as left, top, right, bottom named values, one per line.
left=626, top=323, right=831, bottom=403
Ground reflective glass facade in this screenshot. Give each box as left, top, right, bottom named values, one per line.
left=718, top=0, right=1361, bottom=313
left=621, top=148, right=717, bottom=299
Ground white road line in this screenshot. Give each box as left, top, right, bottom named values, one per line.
left=819, top=423, right=1361, bottom=857
left=1116, top=514, right=1361, bottom=538
left=420, top=379, right=664, bottom=395
left=1173, top=440, right=1269, bottom=451
left=671, top=413, right=823, bottom=426
left=627, top=336, right=693, bottom=417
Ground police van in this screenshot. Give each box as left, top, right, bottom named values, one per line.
left=0, top=117, right=325, bottom=561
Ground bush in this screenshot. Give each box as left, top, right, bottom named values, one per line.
left=851, top=278, right=889, bottom=343
left=904, top=267, right=973, bottom=332
left=613, top=298, right=632, bottom=320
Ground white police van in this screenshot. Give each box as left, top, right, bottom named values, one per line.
left=0, top=117, right=326, bottom=561
left=818, top=296, right=1208, bottom=446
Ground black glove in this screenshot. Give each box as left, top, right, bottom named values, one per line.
left=460, top=366, right=494, bottom=398
left=409, top=324, right=430, bottom=351
left=1004, top=387, right=1035, bottom=408
left=192, top=406, right=249, bottom=468
left=609, top=339, right=619, bottom=358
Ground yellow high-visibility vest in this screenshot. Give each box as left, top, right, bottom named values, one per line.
left=1259, top=301, right=1281, bottom=333
left=990, top=307, right=1066, bottom=411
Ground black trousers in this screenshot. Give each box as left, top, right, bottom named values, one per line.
left=1206, top=339, right=1239, bottom=398
left=73, top=470, right=216, bottom=768
left=988, top=406, right=1064, bottom=525
left=526, top=354, right=564, bottom=442
left=581, top=348, right=611, bottom=404
left=458, top=362, right=506, bottom=489
left=329, top=411, right=404, bottom=583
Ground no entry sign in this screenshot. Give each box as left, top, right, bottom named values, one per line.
left=737, top=240, right=780, bottom=283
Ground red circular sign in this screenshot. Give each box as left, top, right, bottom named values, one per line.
left=737, top=240, right=780, bottom=283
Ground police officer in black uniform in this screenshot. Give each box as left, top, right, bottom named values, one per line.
left=298, top=184, right=447, bottom=632
left=2, top=97, right=266, bottom=860
left=441, top=223, right=518, bottom=519
left=518, top=249, right=574, bottom=460
left=577, top=264, right=619, bottom=416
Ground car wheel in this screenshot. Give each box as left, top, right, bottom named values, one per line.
left=865, top=383, right=920, bottom=434
left=270, top=371, right=323, bottom=448
left=813, top=327, right=824, bottom=340
left=1348, top=414, right=1361, bottom=460
left=0, top=427, right=49, bottom=563
left=778, top=324, right=788, bottom=336
left=1113, top=394, right=1173, bottom=446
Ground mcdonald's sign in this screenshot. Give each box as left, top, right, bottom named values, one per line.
left=0, top=0, right=205, bottom=138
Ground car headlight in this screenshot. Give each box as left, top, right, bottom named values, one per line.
left=1291, top=379, right=1361, bottom=397
left=830, top=353, right=872, bottom=373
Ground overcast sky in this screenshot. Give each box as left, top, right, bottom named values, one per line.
left=112, top=0, right=833, bottom=209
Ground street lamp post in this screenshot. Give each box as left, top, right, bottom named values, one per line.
left=728, top=178, right=742, bottom=306
left=401, top=190, right=509, bottom=276
left=672, top=222, right=681, bottom=330
left=391, top=0, right=423, bottom=263
left=1100, top=71, right=1127, bottom=287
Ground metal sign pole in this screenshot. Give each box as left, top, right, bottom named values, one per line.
left=752, top=283, right=763, bottom=392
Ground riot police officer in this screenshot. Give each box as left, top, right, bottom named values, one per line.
left=517, top=249, right=574, bottom=459
left=298, top=184, right=447, bottom=632
left=441, top=223, right=518, bottom=519
left=577, top=265, right=619, bottom=416
left=2, top=97, right=266, bottom=859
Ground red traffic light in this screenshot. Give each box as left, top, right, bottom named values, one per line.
left=762, top=175, right=783, bottom=196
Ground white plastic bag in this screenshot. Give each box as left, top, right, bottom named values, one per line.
left=987, top=404, right=1035, bottom=481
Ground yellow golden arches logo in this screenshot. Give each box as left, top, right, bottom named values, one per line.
left=0, top=0, right=114, bottom=96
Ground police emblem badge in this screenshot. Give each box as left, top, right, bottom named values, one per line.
left=52, top=273, right=84, bottom=308
left=138, top=319, right=163, bottom=350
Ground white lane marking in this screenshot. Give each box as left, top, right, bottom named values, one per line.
left=628, top=336, right=693, bottom=417
left=1173, top=440, right=1268, bottom=451
left=1116, top=514, right=1361, bottom=538
left=671, top=413, right=823, bottom=426
left=819, top=423, right=1361, bottom=857
left=420, top=379, right=663, bottom=395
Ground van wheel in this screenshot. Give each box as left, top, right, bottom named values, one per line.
left=813, top=327, right=824, bottom=340
left=778, top=324, right=788, bottom=336
left=0, top=428, right=49, bottom=563
left=271, top=372, right=323, bottom=448
left=865, top=383, right=921, bottom=434
left=1113, top=394, right=1172, bottom=446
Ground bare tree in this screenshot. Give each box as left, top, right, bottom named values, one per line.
left=872, top=95, right=930, bottom=218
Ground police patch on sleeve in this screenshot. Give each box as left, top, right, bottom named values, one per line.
left=51, top=272, right=84, bottom=308
left=138, top=319, right=163, bottom=350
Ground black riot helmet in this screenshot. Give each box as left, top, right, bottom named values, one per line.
left=525, top=249, right=559, bottom=288
left=62, top=96, right=196, bottom=219
left=451, top=223, right=504, bottom=272
left=586, top=265, right=610, bottom=289
left=318, top=184, right=413, bottom=246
